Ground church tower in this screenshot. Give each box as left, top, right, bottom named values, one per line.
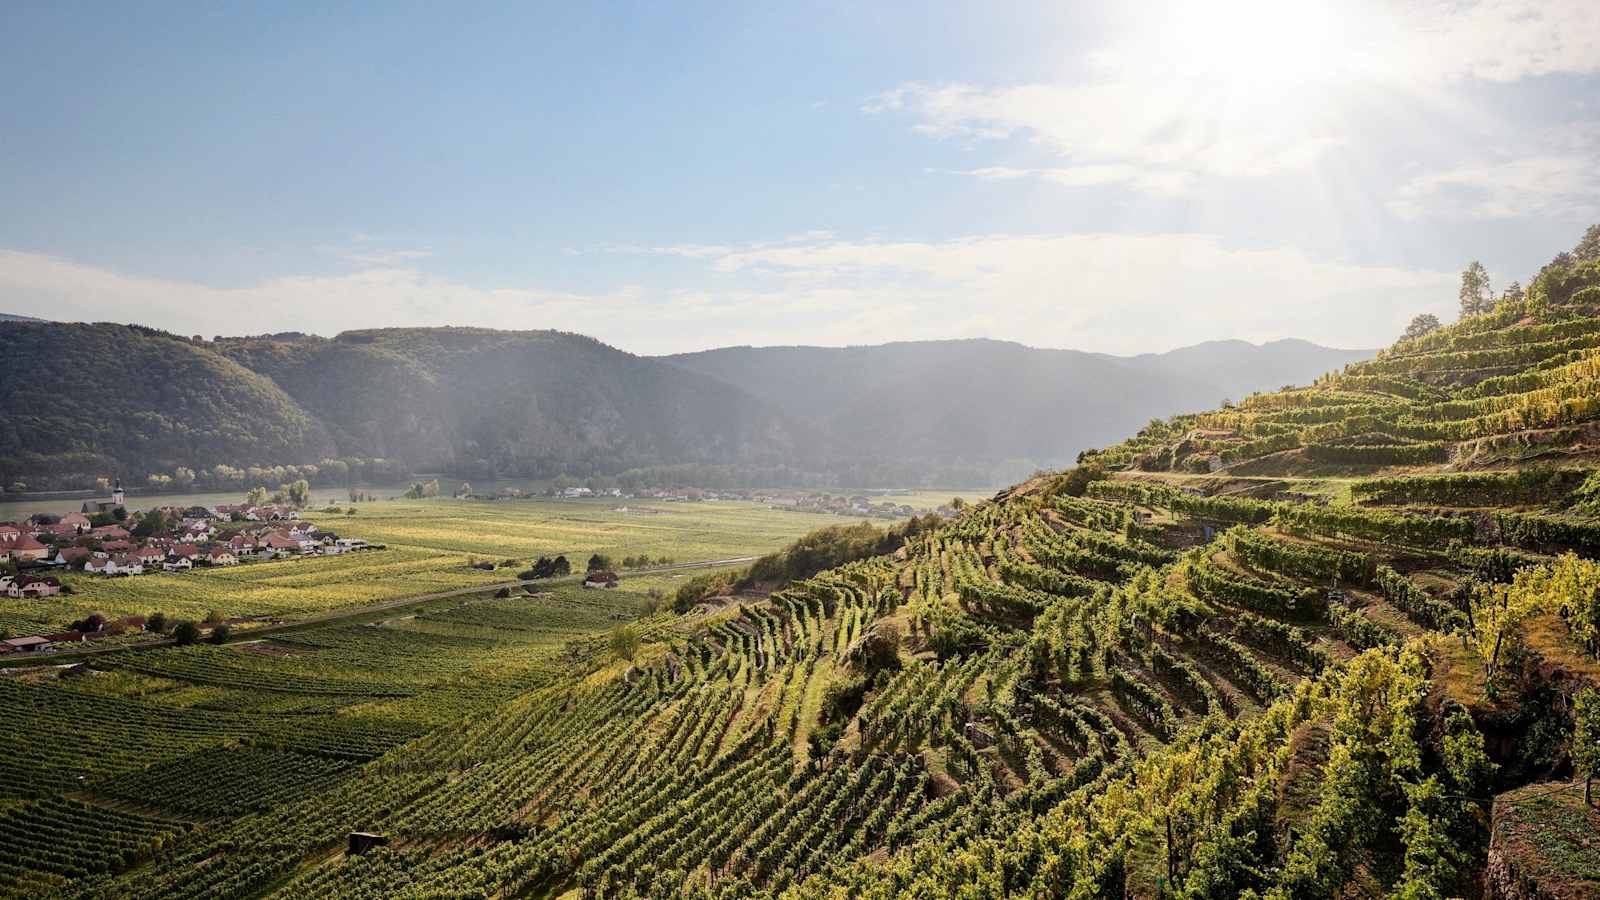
left=112, top=477, right=125, bottom=507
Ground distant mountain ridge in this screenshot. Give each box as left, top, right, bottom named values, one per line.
left=0, top=323, right=1372, bottom=490
left=661, top=338, right=1373, bottom=478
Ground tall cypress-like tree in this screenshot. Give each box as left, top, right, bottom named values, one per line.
left=1459, top=261, right=1492, bottom=318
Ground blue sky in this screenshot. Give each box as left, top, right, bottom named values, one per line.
left=2, top=1, right=1597, bottom=354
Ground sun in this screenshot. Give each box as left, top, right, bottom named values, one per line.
left=1141, top=0, right=1382, bottom=100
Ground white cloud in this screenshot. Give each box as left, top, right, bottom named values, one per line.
left=1, top=231, right=1455, bottom=356
left=937, top=165, right=1195, bottom=196
left=1389, top=155, right=1600, bottom=220
left=684, top=233, right=1454, bottom=352
left=866, top=1, right=1600, bottom=199
left=1389, top=0, right=1600, bottom=83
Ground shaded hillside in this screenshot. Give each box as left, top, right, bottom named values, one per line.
left=0, top=322, right=334, bottom=487
left=217, top=328, right=822, bottom=480
left=662, top=338, right=1372, bottom=473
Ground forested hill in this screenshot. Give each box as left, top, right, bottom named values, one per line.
left=0, top=324, right=1366, bottom=491
left=0, top=325, right=823, bottom=490
left=661, top=338, right=1371, bottom=474
left=0, top=321, right=336, bottom=485
left=212, top=328, right=823, bottom=482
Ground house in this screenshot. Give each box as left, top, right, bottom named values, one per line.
left=59, top=512, right=92, bottom=533
left=99, top=539, right=133, bottom=554
left=205, top=547, right=238, bottom=566
left=131, top=546, right=165, bottom=566
left=169, top=543, right=201, bottom=561
left=8, top=535, right=51, bottom=563
left=91, top=525, right=131, bottom=541
left=258, top=533, right=306, bottom=557
left=53, top=547, right=91, bottom=568
left=1, top=636, right=51, bottom=653
left=15, top=575, right=62, bottom=598
left=84, top=557, right=116, bottom=575
left=162, top=556, right=192, bottom=572
left=583, top=570, right=620, bottom=589
left=335, top=538, right=370, bottom=551
left=228, top=534, right=257, bottom=554
left=0, top=523, right=22, bottom=544
left=111, top=554, right=145, bottom=576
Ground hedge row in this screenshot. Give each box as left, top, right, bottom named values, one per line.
left=1374, top=566, right=1466, bottom=633
left=1229, top=527, right=1371, bottom=585
left=1276, top=504, right=1476, bottom=549
left=1303, top=442, right=1450, bottom=466
left=1351, top=468, right=1591, bottom=508
left=1495, top=511, right=1600, bottom=556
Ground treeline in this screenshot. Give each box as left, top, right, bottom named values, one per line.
left=674, top=516, right=943, bottom=611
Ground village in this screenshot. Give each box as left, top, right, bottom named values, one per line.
left=0, top=479, right=373, bottom=604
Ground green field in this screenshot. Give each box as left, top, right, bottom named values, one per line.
left=0, top=498, right=853, bottom=634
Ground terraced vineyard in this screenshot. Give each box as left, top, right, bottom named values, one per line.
left=4, top=243, right=1600, bottom=898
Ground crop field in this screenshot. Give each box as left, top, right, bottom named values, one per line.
left=328, top=497, right=849, bottom=561
left=0, top=584, right=664, bottom=894
left=0, top=498, right=852, bottom=633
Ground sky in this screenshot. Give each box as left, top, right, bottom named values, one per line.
left=1, top=0, right=1597, bottom=355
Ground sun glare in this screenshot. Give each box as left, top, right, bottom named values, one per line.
left=1150, top=0, right=1381, bottom=97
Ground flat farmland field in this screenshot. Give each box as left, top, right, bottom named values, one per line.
left=1, top=498, right=856, bottom=633
left=329, top=497, right=850, bottom=561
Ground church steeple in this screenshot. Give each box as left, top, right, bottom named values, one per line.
left=112, top=477, right=125, bottom=507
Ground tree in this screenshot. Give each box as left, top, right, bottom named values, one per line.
left=1459, top=261, right=1493, bottom=318
left=209, top=623, right=231, bottom=644
left=284, top=479, right=310, bottom=507
left=132, top=508, right=169, bottom=539
left=588, top=553, right=614, bottom=573
left=1400, top=314, right=1442, bottom=342
left=848, top=624, right=903, bottom=675
left=1499, top=553, right=1600, bottom=659
left=1471, top=580, right=1539, bottom=684
left=146, top=611, right=168, bottom=633
left=1573, top=224, right=1600, bottom=264
left=1500, top=281, right=1524, bottom=304
left=203, top=608, right=225, bottom=625
left=1467, top=555, right=1600, bottom=683
left=244, top=486, right=269, bottom=507
left=1574, top=687, right=1598, bottom=806
left=609, top=623, right=641, bottom=662
left=172, top=621, right=201, bottom=645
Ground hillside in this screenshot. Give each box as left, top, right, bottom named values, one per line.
left=0, top=322, right=335, bottom=488
left=0, top=325, right=823, bottom=490
left=663, top=338, right=1371, bottom=478
left=0, top=326, right=1367, bottom=492
left=13, top=231, right=1598, bottom=899
left=214, top=328, right=822, bottom=481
